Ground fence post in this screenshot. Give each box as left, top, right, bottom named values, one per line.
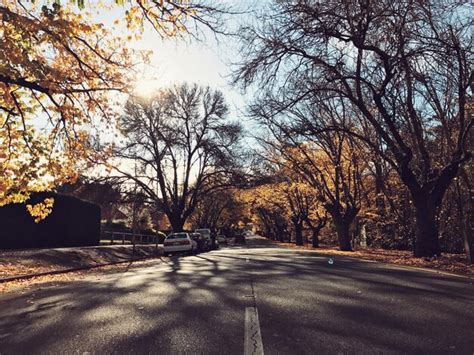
left=132, top=233, right=136, bottom=257
left=122, top=233, right=125, bottom=245
left=111, top=232, right=114, bottom=245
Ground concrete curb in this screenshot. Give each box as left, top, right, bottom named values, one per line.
left=0, top=254, right=163, bottom=284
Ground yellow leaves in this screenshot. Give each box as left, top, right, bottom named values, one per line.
left=0, top=0, right=197, bottom=221
left=0, top=3, right=135, bottom=218
left=242, top=176, right=321, bottom=225
left=0, top=110, right=81, bottom=219
left=124, top=6, right=142, bottom=32
left=119, top=1, right=195, bottom=36
left=26, top=197, right=55, bottom=223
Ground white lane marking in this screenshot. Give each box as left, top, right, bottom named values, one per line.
left=244, top=307, right=264, bottom=355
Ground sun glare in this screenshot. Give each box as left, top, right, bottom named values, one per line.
left=132, top=77, right=163, bottom=98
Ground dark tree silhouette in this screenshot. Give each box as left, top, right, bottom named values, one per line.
left=234, top=0, right=473, bottom=258
left=114, top=83, right=243, bottom=231
left=253, top=98, right=368, bottom=251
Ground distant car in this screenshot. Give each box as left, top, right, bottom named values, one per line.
left=217, top=234, right=227, bottom=245
left=164, top=233, right=197, bottom=255
left=189, top=232, right=207, bottom=252
left=195, top=228, right=212, bottom=248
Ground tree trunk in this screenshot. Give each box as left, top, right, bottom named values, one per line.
left=325, top=203, right=357, bottom=251
left=359, top=223, right=367, bottom=247
left=463, top=225, right=474, bottom=264
left=273, top=225, right=283, bottom=242
left=455, top=175, right=473, bottom=264
left=168, top=213, right=185, bottom=232
left=311, top=228, right=320, bottom=248
left=374, top=159, right=386, bottom=216
left=294, top=221, right=304, bottom=246
left=400, top=157, right=461, bottom=258
left=334, top=218, right=352, bottom=251
left=279, top=232, right=285, bottom=242
left=413, top=198, right=440, bottom=257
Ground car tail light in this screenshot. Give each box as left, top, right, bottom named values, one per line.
left=180, top=240, right=190, bottom=245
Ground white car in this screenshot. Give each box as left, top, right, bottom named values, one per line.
left=195, top=228, right=212, bottom=247
left=164, top=233, right=197, bottom=255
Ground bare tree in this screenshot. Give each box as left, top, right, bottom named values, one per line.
left=113, top=83, right=243, bottom=231
left=234, top=0, right=473, bottom=257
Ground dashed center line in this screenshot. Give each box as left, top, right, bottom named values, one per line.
left=244, top=307, right=264, bottom=355
left=244, top=254, right=264, bottom=355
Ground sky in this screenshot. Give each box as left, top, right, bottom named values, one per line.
left=132, top=32, right=248, bottom=122
left=94, top=1, right=257, bottom=126
left=87, top=1, right=261, bottom=180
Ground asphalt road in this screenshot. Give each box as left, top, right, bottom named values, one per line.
left=0, top=239, right=473, bottom=354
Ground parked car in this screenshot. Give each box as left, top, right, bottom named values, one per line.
left=164, top=233, right=197, bottom=255
left=195, top=228, right=212, bottom=248
left=217, top=234, right=227, bottom=245
left=189, top=232, right=207, bottom=252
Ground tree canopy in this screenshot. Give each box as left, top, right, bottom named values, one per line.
left=0, top=0, right=221, bottom=219
left=233, top=0, right=473, bottom=258
left=113, top=83, right=244, bottom=231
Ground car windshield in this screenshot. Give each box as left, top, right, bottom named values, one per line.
left=167, top=233, right=187, bottom=239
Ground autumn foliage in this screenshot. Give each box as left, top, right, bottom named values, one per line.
left=0, top=2, right=136, bottom=212
left=233, top=0, right=473, bottom=260
left=0, top=0, right=200, bottom=219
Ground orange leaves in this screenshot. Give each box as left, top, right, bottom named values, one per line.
left=0, top=0, right=199, bottom=221
left=0, top=115, right=77, bottom=218
left=26, top=197, right=54, bottom=222
left=241, top=170, right=321, bottom=229
left=0, top=2, right=138, bottom=218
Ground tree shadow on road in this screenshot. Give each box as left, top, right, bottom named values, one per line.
left=0, top=247, right=473, bottom=354
left=0, top=250, right=253, bottom=354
